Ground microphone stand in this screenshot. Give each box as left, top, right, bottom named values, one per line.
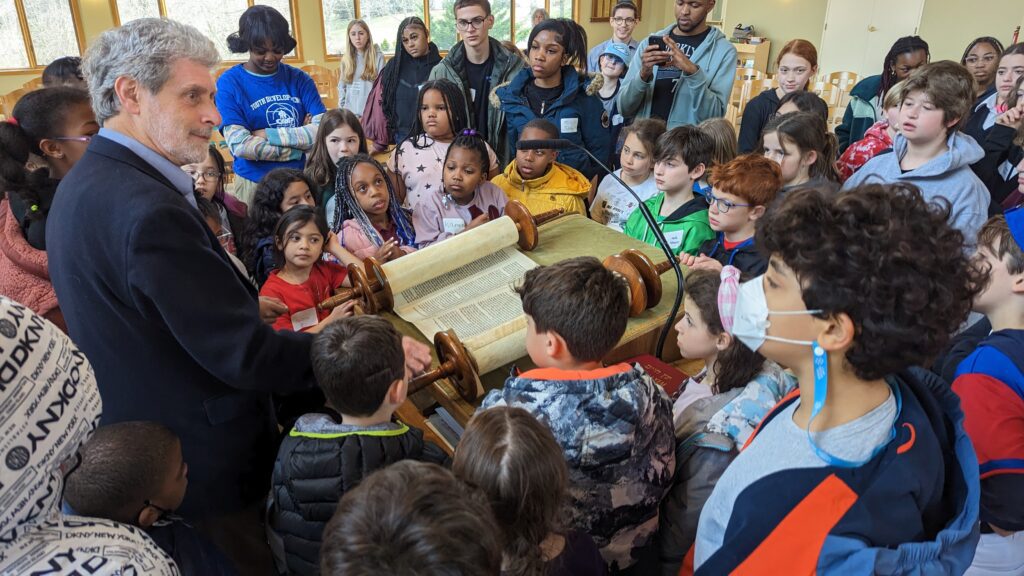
left=564, top=142, right=685, bottom=361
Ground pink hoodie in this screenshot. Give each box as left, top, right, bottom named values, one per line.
left=340, top=219, right=417, bottom=260
left=0, top=199, right=64, bottom=331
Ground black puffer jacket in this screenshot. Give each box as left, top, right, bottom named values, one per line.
left=267, top=412, right=449, bottom=575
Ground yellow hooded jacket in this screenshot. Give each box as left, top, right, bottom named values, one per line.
left=491, top=159, right=592, bottom=216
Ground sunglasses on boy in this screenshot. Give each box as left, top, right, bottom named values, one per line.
left=705, top=191, right=752, bottom=214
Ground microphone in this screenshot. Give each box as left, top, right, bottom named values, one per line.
left=516, top=139, right=576, bottom=151
left=527, top=139, right=685, bottom=360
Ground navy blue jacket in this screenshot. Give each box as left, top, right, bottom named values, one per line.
left=46, top=135, right=315, bottom=519
left=496, top=66, right=611, bottom=180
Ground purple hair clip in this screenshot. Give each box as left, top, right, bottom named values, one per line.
left=461, top=129, right=478, bottom=137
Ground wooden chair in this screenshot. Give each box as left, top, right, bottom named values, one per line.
left=827, top=71, right=860, bottom=94
left=0, top=88, right=28, bottom=119
left=301, top=64, right=338, bottom=103
left=736, top=68, right=764, bottom=82
left=21, top=77, right=42, bottom=91
left=734, top=79, right=756, bottom=118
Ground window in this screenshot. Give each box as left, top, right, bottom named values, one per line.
left=0, top=0, right=82, bottom=71
left=113, top=0, right=299, bottom=61
left=320, top=0, right=576, bottom=57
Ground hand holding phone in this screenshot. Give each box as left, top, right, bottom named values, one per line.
left=640, top=36, right=671, bottom=81
left=648, top=35, right=667, bottom=52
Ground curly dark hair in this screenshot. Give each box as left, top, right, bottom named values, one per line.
left=240, top=168, right=316, bottom=272
left=756, top=183, right=986, bottom=380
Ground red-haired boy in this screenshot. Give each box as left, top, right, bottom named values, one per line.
left=679, top=154, right=782, bottom=276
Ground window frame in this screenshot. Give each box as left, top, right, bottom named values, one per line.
left=108, top=0, right=305, bottom=63
left=0, top=0, right=86, bottom=74
left=318, top=0, right=579, bottom=59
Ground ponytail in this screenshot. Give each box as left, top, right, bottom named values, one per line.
left=0, top=87, right=90, bottom=219
left=761, top=112, right=839, bottom=183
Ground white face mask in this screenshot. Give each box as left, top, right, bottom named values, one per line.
left=726, top=274, right=902, bottom=468
left=729, top=274, right=822, bottom=353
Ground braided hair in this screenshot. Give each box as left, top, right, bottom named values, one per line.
left=333, top=154, right=415, bottom=249
left=879, top=36, right=930, bottom=100
left=380, top=17, right=441, bottom=139
left=404, top=79, right=470, bottom=151
left=527, top=18, right=589, bottom=75
left=444, top=129, right=490, bottom=175
left=0, top=87, right=90, bottom=220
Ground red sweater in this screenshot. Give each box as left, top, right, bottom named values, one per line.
left=259, top=260, right=347, bottom=332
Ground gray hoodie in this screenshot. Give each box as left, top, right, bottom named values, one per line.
left=843, top=131, right=989, bottom=250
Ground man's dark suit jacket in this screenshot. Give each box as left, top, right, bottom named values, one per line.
left=47, top=134, right=314, bottom=519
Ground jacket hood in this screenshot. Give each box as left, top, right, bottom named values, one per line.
left=498, top=363, right=669, bottom=455
left=849, top=74, right=883, bottom=101
left=676, top=362, right=795, bottom=448
left=643, top=193, right=707, bottom=224
left=890, top=131, right=985, bottom=178
left=442, top=37, right=516, bottom=79
left=0, top=296, right=102, bottom=540
left=499, top=159, right=591, bottom=195
left=652, top=23, right=729, bottom=61
left=495, top=65, right=593, bottom=113
left=862, top=120, right=893, bottom=144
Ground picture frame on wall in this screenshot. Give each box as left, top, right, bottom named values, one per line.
left=590, top=0, right=641, bottom=22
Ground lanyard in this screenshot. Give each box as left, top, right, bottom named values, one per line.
left=807, top=342, right=902, bottom=468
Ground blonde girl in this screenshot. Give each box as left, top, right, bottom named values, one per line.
left=337, top=19, right=384, bottom=118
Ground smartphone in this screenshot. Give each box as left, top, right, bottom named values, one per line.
left=648, top=35, right=666, bottom=51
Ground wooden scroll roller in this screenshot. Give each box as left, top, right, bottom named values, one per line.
left=407, top=330, right=482, bottom=403
left=318, top=200, right=565, bottom=313
left=603, top=248, right=673, bottom=317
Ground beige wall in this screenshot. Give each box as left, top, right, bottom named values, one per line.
left=919, top=0, right=1023, bottom=61
left=722, top=0, right=828, bottom=71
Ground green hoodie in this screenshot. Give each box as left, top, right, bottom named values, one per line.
left=622, top=193, right=714, bottom=257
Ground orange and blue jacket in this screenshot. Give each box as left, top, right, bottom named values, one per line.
left=688, top=368, right=980, bottom=575
left=953, top=328, right=1024, bottom=533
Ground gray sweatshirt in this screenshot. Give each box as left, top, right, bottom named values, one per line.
left=843, top=131, right=990, bottom=251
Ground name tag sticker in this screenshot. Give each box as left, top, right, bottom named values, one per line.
left=665, top=230, right=685, bottom=249
left=612, top=114, right=624, bottom=126
left=561, top=117, right=579, bottom=133
left=291, top=308, right=319, bottom=332
left=470, top=88, right=478, bottom=101
left=443, top=218, right=466, bottom=235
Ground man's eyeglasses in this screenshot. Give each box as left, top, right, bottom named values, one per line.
left=611, top=17, right=636, bottom=25
left=184, top=169, right=222, bottom=181
left=705, top=192, right=752, bottom=213
left=53, top=135, right=93, bottom=143
left=456, top=16, right=488, bottom=31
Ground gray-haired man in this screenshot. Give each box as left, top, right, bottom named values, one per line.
left=46, top=18, right=430, bottom=574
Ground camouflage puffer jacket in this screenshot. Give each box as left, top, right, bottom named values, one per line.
left=479, top=363, right=676, bottom=571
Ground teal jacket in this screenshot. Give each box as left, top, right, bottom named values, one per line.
left=836, top=75, right=882, bottom=153
left=623, top=193, right=715, bottom=257
left=617, top=24, right=736, bottom=128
